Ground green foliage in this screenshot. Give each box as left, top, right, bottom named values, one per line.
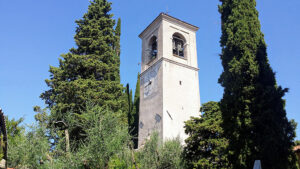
left=0, top=135, right=3, bottom=160
left=0, top=111, right=7, bottom=162
left=184, top=101, right=229, bottom=169
left=34, top=106, right=49, bottom=128
left=218, top=0, right=297, bottom=168
left=115, top=17, right=121, bottom=81
left=6, top=117, right=26, bottom=166
left=126, top=83, right=133, bottom=123
left=7, top=106, right=137, bottom=169
left=54, top=105, right=133, bottom=168
left=295, top=140, right=300, bottom=146
left=7, top=119, right=51, bottom=169
left=40, top=0, right=124, bottom=142
left=6, top=117, right=24, bottom=145
left=108, top=155, right=132, bottom=169
left=137, top=132, right=184, bottom=169
left=115, top=18, right=121, bottom=38
left=4, top=99, right=231, bottom=169
left=122, top=74, right=140, bottom=149
left=128, top=73, right=140, bottom=148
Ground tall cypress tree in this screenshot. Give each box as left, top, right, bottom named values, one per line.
left=132, top=73, right=140, bottom=148
left=126, top=73, right=140, bottom=148
left=115, top=18, right=121, bottom=82
left=218, top=0, right=297, bottom=168
left=41, top=0, right=124, bottom=141
left=126, top=83, right=133, bottom=117
left=115, top=18, right=121, bottom=56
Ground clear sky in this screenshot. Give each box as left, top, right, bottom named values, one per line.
left=0, top=0, right=299, bottom=138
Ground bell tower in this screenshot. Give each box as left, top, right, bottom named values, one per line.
left=138, top=13, right=200, bottom=147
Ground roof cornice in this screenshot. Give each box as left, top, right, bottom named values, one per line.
left=139, top=13, right=199, bottom=39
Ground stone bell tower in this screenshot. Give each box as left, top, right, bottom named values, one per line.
left=138, top=13, right=200, bottom=147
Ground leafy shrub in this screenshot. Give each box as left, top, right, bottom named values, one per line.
left=8, top=122, right=50, bottom=169
left=137, top=132, right=185, bottom=169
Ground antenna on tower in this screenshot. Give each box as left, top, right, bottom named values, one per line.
left=166, top=5, right=170, bottom=14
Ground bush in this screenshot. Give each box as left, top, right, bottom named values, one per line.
left=8, top=123, right=51, bottom=169
left=137, top=132, right=185, bottom=169
left=7, top=106, right=187, bottom=169
left=53, top=106, right=134, bottom=168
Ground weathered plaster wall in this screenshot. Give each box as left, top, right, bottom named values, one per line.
left=161, top=19, right=200, bottom=142
left=162, top=60, right=200, bottom=143
left=138, top=13, right=200, bottom=147
left=139, top=61, right=163, bottom=147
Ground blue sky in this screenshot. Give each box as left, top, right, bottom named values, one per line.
left=0, top=0, right=299, bottom=138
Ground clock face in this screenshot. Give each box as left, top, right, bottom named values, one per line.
left=141, top=62, right=160, bottom=98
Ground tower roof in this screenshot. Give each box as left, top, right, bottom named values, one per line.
left=139, top=12, right=199, bottom=38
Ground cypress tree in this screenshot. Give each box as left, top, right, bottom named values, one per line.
left=126, top=73, right=140, bottom=148
left=126, top=83, right=133, bottom=117
left=115, top=18, right=121, bottom=82
left=115, top=18, right=121, bottom=56
left=41, top=0, right=124, bottom=141
left=132, top=73, right=140, bottom=148
left=218, top=0, right=297, bottom=168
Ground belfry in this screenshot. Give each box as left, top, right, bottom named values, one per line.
left=138, top=13, right=201, bottom=147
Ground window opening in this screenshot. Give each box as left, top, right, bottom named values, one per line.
left=172, top=35, right=184, bottom=57
left=139, top=122, right=144, bottom=129
left=150, top=37, right=157, bottom=60
left=155, top=114, right=161, bottom=123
